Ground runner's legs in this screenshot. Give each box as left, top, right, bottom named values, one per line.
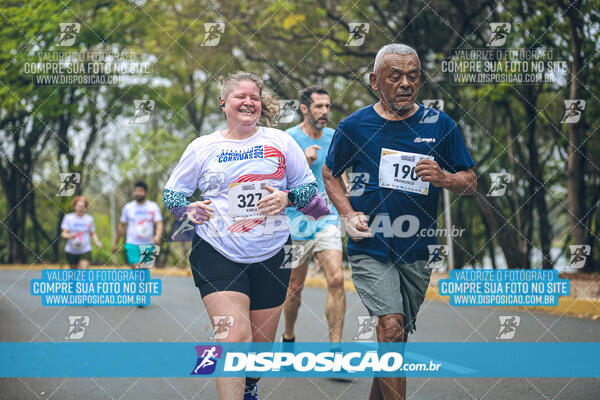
left=78, top=258, right=89, bottom=269
left=315, top=249, right=345, bottom=343
left=203, top=290, right=252, bottom=399
left=282, top=259, right=309, bottom=340
left=369, top=313, right=407, bottom=400
left=250, top=305, right=284, bottom=342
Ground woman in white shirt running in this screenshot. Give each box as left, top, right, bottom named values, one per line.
left=61, top=196, right=103, bottom=269
left=163, top=72, right=329, bottom=400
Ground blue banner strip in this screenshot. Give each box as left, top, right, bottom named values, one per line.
left=1, top=342, right=599, bottom=378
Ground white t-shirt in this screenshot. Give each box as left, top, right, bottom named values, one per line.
left=164, top=127, right=316, bottom=263
left=120, top=200, right=163, bottom=245
left=61, top=213, right=95, bottom=254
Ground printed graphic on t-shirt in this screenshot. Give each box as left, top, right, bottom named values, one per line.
left=121, top=201, right=162, bottom=245
left=61, top=214, right=94, bottom=254
left=225, top=145, right=286, bottom=233
left=135, top=210, right=156, bottom=241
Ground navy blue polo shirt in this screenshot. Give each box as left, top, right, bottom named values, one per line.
left=325, top=103, right=475, bottom=264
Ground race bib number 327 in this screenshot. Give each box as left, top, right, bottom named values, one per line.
left=378, top=148, right=434, bottom=195
left=228, top=181, right=269, bottom=219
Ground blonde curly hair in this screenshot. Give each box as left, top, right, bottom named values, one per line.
left=220, top=72, right=279, bottom=127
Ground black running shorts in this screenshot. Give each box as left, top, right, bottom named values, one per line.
left=65, top=251, right=90, bottom=267
left=189, top=234, right=292, bottom=310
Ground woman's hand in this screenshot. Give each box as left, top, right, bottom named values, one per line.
left=257, top=185, right=288, bottom=216
left=92, top=233, right=102, bottom=248
left=186, top=200, right=214, bottom=225
left=62, top=230, right=76, bottom=240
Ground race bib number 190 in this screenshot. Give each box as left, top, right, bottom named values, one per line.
left=378, top=148, right=434, bottom=195
left=228, top=181, right=269, bottom=218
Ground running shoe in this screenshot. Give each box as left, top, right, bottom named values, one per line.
left=327, top=346, right=353, bottom=382
left=280, top=334, right=295, bottom=343
left=244, top=383, right=258, bottom=400
left=279, top=334, right=296, bottom=372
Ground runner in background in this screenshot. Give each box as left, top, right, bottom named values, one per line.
left=61, top=196, right=102, bottom=269
left=283, top=86, right=347, bottom=350
left=112, top=180, right=163, bottom=268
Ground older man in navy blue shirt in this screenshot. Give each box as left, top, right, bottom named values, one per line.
left=324, top=43, right=477, bottom=400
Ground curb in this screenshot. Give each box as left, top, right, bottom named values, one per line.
left=3, top=265, right=600, bottom=320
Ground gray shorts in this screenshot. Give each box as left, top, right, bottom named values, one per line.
left=349, top=254, right=432, bottom=334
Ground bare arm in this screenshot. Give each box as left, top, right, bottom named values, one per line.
left=112, top=222, right=126, bottom=254
left=91, top=232, right=102, bottom=248
left=61, top=229, right=75, bottom=239
left=323, top=164, right=371, bottom=240
left=322, top=164, right=354, bottom=216
left=341, top=172, right=350, bottom=193
left=443, top=168, right=477, bottom=195
left=415, top=160, right=477, bottom=195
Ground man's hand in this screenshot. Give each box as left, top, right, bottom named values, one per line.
left=152, top=235, right=161, bottom=245
left=112, top=244, right=119, bottom=255
left=304, top=145, right=321, bottom=166
left=415, top=159, right=447, bottom=188
left=257, top=185, right=288, bottom=216
left=343, top=211, right=372, bottom=241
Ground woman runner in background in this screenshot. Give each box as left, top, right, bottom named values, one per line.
left=61, top=196, right=102, bottom=269
left=163, top=72, right=329, bottom=400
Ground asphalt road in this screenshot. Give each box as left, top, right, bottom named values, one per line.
left=1, top=269, right=599, bottom=399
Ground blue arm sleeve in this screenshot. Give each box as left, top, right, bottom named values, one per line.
left=162, top=189, right=190, bottom=219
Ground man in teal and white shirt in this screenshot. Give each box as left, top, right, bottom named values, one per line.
left=283, top=86, right=347, bottom=347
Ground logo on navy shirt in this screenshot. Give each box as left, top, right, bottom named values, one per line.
left=414, top=137, right=436, bottom=143
left=191, top=345, right=222, bottom=375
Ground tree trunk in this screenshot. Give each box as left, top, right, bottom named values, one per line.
left=523, top=86, right=553, bottom=268
left=474, top=177, right=528, bottom=268
left=564, top=1, right=587, bottom=269
left=4, top=167, right=31, bottom=264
